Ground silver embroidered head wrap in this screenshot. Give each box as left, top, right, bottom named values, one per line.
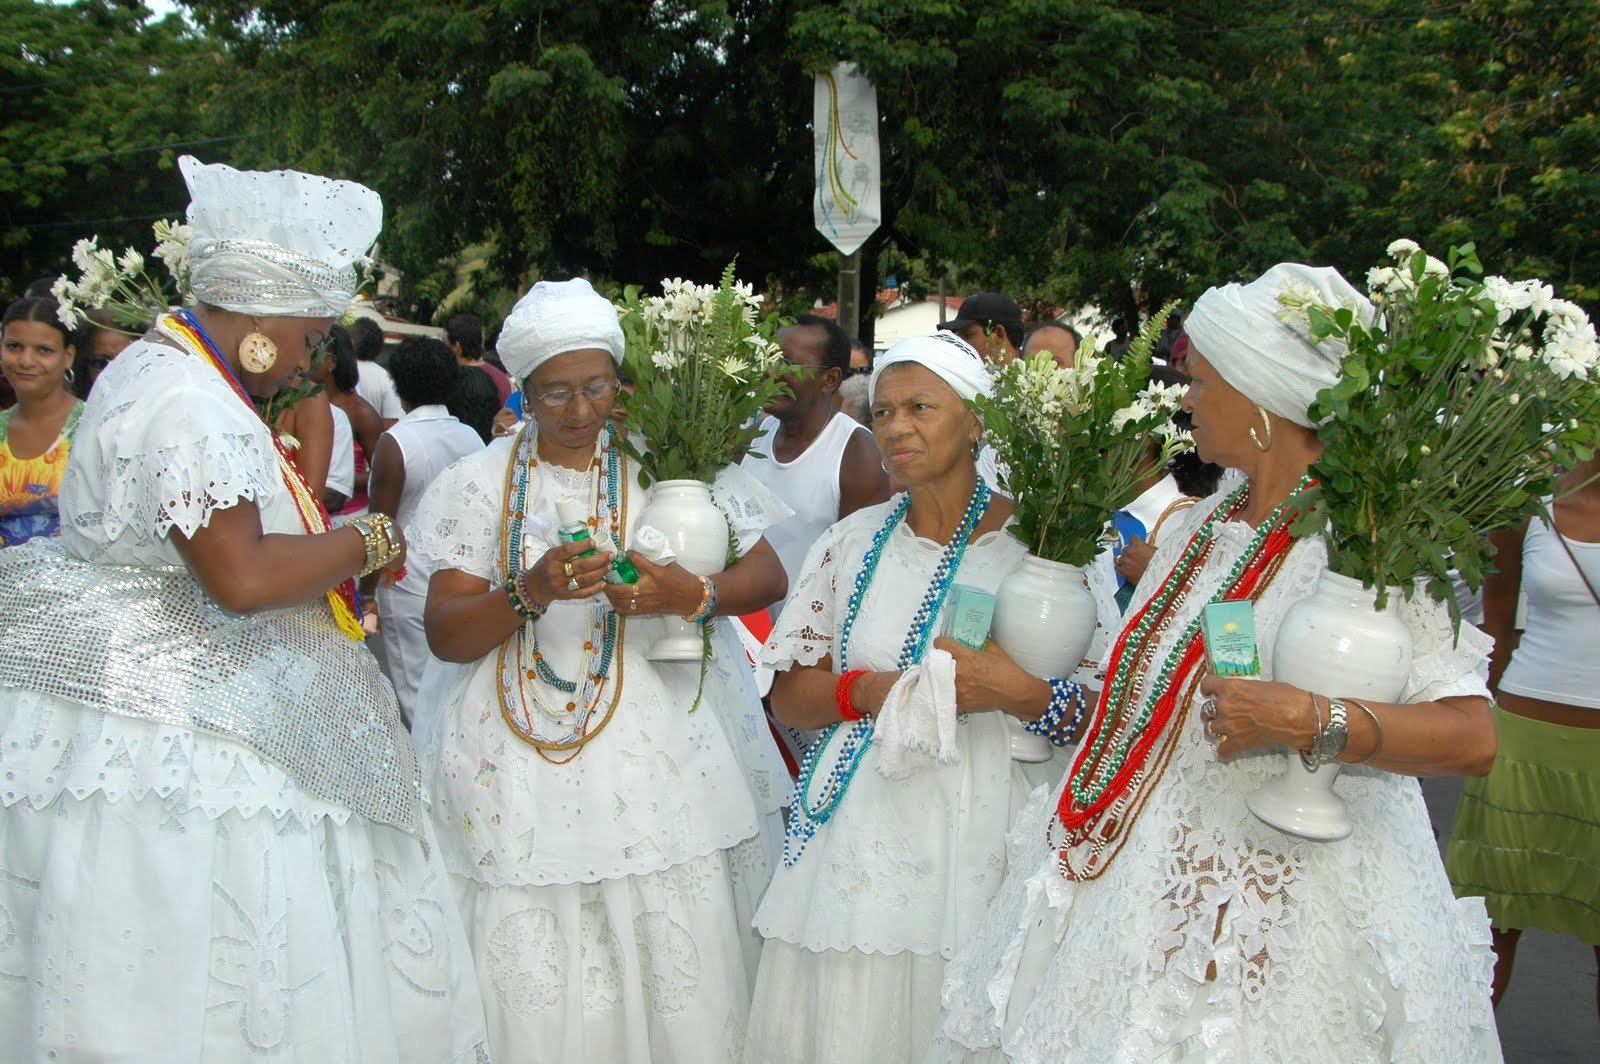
left=180, top=155, right=383, bottom=318
left=870, top=331, right=993, bottom=403
left=1184, top=262, right=1375, bottom=428
left=497, top=278, right=626, bottom=382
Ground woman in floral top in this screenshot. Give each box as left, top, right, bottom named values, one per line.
left=1, top=297, right=84, bottom=546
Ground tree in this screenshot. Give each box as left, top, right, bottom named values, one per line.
left=0, top=0, right=229, bottom=300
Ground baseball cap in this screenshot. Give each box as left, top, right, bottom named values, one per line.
left=939, top=291, right=1024, bottom=339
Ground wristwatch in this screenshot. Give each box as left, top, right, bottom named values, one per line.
left=1307, top=696, right=1350, bottom=768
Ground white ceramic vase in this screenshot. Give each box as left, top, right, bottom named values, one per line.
left=1246, top=568, right=1413, bottom=841
left=991, top=553, right=1099, bottom=762
left=634, top=479, right=729, bottom=662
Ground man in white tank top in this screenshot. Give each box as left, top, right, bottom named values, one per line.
left=742, top=315, right=891, bottom=614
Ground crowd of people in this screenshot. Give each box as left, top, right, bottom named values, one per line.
left=0, top=156, right=1593, bottom=1064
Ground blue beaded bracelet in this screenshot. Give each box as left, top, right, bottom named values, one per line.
left=1025, top=678, right=1088, bottom=747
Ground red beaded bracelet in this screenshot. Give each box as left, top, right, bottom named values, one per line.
left=835, top=668, right=869, bottom=721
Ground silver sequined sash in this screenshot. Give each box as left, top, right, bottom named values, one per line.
left=0, top=540, right=422, bottom=837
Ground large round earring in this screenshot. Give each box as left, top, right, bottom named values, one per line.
left=64, top=366, right=76, bottom=386
left=1248, top=404, right=1274, bottom=452
left=239, top=331, right=279, bottom=373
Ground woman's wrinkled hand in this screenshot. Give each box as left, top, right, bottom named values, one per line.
left=1197, top=673, right=1319, bottom=759
left=522, top=539, right=613, bottom=605
left=933, top=635, right=1050, bottom=718
left=1114, top=535, right=1155, bottom=584
left=602, top=552, right=702, bottom=617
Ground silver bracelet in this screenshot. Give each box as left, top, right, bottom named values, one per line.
left=1306, top=696, right=1350, bottom=768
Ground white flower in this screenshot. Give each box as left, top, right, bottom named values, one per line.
left=117, top=247, right=145, bottom=274
left=718, top=354, right=752, bottom=381
left=70, top=236, right=101, bottom=273
left=1387, top=238, right=1421, bottom=259
left=1422, top=255, right=1449, bottom=279
left=1367, top=266, right=1400, bottom=293
left=650, top=349, right=683, bottom=371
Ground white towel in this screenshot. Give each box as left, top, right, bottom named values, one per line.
left=873, top=648, right=963, bottom=780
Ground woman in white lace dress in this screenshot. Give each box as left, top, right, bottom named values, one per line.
left=407, top=278, right=792, bottom=1062
left=0, top=157, right=490, bottom=1062
left=930, top=264, right=1502, bottom=1063
left=744, top=333, right=1089, bottom=1064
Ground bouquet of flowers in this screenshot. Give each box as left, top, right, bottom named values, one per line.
left=974, top=310, right=1193, bottom=566
left=51, top=219, right=191, bottom=332
left=614, top=261, right=790, bottom=486
left=1284, top=240, right=1600, bottom=611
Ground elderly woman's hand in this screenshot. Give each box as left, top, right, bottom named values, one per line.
left=1114, top=536, right=1155, bottom=584
left=1197, top=673, right=1319, bottom=759
left=522, top=539, right=613, bottom=605
left=933, top=636, right=1053, bottom=719
left=602, top=552, right=704, bottom=618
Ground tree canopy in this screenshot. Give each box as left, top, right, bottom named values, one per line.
left=7, top=0, right=1598, bottom=337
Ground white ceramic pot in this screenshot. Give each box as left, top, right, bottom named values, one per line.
left=991, top=553, right=1098, bottom=762
left=634, top=479, right=730, bottom=662
left=1246, top=568, right=1413, bottom=841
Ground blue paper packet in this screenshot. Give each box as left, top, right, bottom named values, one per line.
left=941, top=584, right=996, bottom=650
left=1201, top=600, right=1261, bottom=677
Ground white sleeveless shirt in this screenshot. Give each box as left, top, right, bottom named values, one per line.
left=741, top=410, right=868, bottom=597
left=1498, top=515, right=1600, bottom=709
left=382, top=404, right=483, bottom=593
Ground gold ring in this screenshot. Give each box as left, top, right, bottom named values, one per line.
left=629, top=594, right=640, bottom=612
left=563, top=561, right=575, bottom=578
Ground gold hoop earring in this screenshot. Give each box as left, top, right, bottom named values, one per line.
left=1248, top=405, right=1273, bottom=452
left=239, top=331, right=279, bottom=373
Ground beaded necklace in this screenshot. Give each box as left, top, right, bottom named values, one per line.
left=162, top=312, right=365, bottom=641
left=1053, top=475, right=1311, bottom=870
left=783, top=480, right=992, bottom=866
left=495, top=421, right=629, bottom=762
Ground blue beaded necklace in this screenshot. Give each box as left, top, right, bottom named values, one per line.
left=497, top=421, right=625, bottom=751
left=783, top=479, right=992, bottom=866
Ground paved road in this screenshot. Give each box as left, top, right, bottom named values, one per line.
left=1422, top=776, right=1599, bottom=1062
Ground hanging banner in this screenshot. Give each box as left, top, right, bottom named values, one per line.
left=813, top=62, right=881, bottom=256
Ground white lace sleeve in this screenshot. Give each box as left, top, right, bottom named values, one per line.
left=406, top=445, right=508, bottom=582
left=760, top=521, right=843, bottom=669
left=1400, top=589, right=1493, bottom=702
left=84, top=375, right=280, bottom=542
left=712, top=461, right=796, bottom=555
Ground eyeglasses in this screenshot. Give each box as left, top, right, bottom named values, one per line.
left=530, top=378, right=620, bottom=409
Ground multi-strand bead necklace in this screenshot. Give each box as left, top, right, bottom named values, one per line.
left=162, top=312, right=365, bottom=641
left=1053, top=476, right=1311, bottom=871
left=783, top=480, right=992, bottom=866
left=496, top=421, right=629, bottom=763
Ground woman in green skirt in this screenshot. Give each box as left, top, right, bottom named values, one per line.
left=1447, top=453, right=1600, bottom=1012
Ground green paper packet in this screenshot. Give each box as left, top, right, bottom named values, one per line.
left=1201, top=601, right=1261, bottom=677
left=941, top=584, right=996, bottom=650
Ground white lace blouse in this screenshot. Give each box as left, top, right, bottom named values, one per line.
left=756, top=498, right=1033, bottom=957
left=406, top=433, right=793, bottom=885
left=934, top=488, right=1501, bottom=1062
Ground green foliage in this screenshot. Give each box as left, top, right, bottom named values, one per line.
left=614, top=262, right=791, bottom=486
left=974, top=308, right=1185, bottom=566
left=1, top=0, right=228, bottom=299
left=1287, top=241, right=1600, bottom=612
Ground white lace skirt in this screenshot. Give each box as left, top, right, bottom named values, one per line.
left=0, top=786, right=489, bottom=1063
left=453, top=818, right=779, bottom=1064
left=744, top=941, right=949, bottom=1064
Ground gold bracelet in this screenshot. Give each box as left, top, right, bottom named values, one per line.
left=1348, top=698, right=1386, bottom=763
left=351, top=514, right=401, bottom=577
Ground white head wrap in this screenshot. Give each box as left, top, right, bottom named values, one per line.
left=180, top=155, right=381, bottom=318
left=870, top=331, right=993, bottom=404
left=497, top=278, right=625, bottom=382
left=1183, top=262, right=1374, bottom=428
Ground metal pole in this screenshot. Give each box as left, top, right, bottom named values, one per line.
left=837, top=249, right=862, bottom=338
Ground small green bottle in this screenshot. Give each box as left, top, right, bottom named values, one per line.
left=556, top=497, right=639, bottom=584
